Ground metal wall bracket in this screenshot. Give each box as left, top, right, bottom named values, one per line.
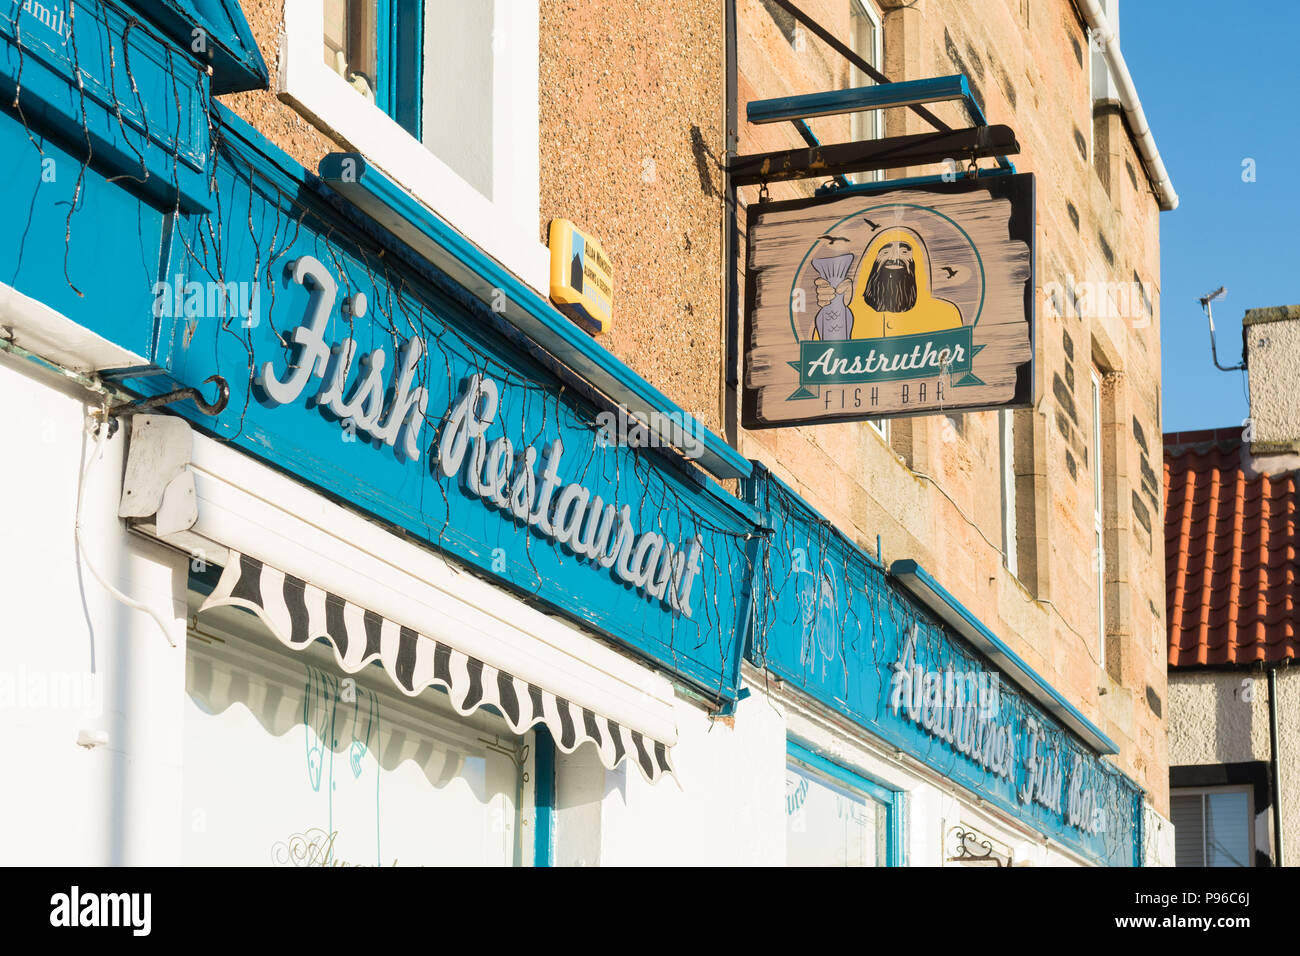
left=728, top=124, right=1020, bottom=187
left=106, top=374, right=230, bottom=437
left=735, top=73, right=1019, bottom=187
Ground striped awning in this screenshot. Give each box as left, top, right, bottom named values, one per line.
left=201, top=551, right=676, bottom=782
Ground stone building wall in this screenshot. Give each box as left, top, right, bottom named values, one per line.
left=733, top=0, right=1167, bottom=808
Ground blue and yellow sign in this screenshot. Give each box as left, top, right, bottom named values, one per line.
left=548, top=218, right=613, bottom=334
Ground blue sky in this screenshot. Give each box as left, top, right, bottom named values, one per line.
left=1121, top=0, right=1300, bottom=433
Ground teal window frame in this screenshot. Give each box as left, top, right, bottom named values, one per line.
left=373, top=0, right=424, bottom=139
left=787, top=738, right=906, bottom=866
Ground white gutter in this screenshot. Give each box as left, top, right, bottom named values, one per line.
left=1077, top=0, right=1179, bottom=210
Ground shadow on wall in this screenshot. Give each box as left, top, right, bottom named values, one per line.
left=1213, top=675, right=1253, bottom=766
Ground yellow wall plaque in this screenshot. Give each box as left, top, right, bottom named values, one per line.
left=548, top=219, right=613, bottom=334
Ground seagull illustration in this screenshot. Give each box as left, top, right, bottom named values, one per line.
left=819, top=234, right=850, bottom=244
left=940, top=266, right=959, bottom=278
left=863, top=218, right=881, bottom=230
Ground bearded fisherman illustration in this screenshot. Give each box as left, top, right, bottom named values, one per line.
left=813, top=226, right=963, bottom=339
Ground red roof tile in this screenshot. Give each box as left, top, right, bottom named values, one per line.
left=1165, top=430, right=1298, bottom=667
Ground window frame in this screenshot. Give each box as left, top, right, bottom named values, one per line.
left=848, top=0, right=884, bottom=184
left=281, top=0, right=549, bottom=292
left=1000, top=409, right=1018, bottom=578
left=1170, top=785, right=1256, bottom=868
left=1090, top=369, right=1105, bottom=666
left=786, top=739, right=905, bottom=866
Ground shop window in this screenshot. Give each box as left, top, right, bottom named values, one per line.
left=785, top=741, right=903, bottom=866
left=285, top=0, right=546, bottom=289
left=183, top=588, right=534, bottom=866
left=1170, top=787, right=1254, bottom=867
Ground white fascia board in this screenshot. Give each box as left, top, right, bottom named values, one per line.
left=0, top=280, right=149, bottom=372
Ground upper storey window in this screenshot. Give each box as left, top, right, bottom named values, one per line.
left=285, top=0, right=547, bottom=290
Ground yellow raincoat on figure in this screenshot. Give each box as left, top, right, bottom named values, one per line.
left=848, top=227, right=963, bottom=339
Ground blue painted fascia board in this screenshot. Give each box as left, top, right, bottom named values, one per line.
left=205, top=108, right=763, bottom=529
left=0, top=0, right=213, bottom=212
left=748, top=75, right=974, bottom=125
left=316, top=152, right=751, bottom=482
left=743, top=461, right=885, bottom=572
left=120, top=0, right=269, bottom=94
left=890, top=558, right=1119, bottom=755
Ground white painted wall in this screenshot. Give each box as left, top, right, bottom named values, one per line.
left=0, top=355, right=188, bottom=865
left=551, top=668, right=1122, bottom=867
left=1168, top=669, right=1299, bottom=864
left=1143, top=805, right=1175, bottom=867
left=595, top=689, right=788, bottom=866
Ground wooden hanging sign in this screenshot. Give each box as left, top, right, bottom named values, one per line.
left=743, top=174, right=1035, bottom=428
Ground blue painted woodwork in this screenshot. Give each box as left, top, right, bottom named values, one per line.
left=0, top=0, right=212, bottom=211
left=533, top=725, right=555, bottom=866
left=787, top=738, right=905, bottom=866
left=317, top=152, right=753, bottom=483
left=0, top=108, right=170, bottom=357
left=121, top=0, right=268, bottom=94
left=748, top=74, right=1018, bottom=187
left=745, top=464, right=1144, bottom=866
left=892, top=559, right=1118, bottom=754
left=748, top=75, right=976, bottom=125
left=374, top=0, right=421, bottom=139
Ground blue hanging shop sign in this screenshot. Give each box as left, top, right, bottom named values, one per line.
left=745, top=465, right=1143, bottom=866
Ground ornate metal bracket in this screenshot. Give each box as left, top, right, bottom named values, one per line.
left=947, top=826, right=1008, bottom=866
